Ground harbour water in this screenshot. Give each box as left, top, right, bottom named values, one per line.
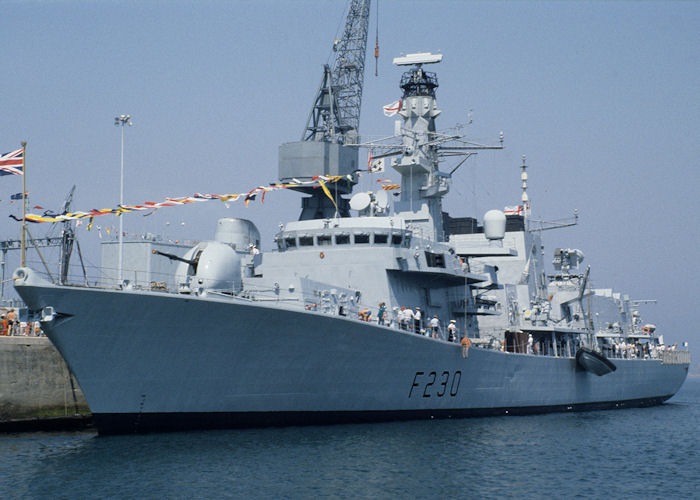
left=1, top=378, right=698, bottom=499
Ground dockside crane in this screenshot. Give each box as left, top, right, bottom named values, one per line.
left=302, top=0, right=371, bottom=144
left=278, top=0, right=371, bottom=220
left=58, top=185, right=76, bottom=284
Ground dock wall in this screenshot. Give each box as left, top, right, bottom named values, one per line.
left=0, top=336, right=90, bottom=421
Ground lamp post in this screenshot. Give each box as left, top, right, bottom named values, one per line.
left=114, top=114, right=132, bottom=285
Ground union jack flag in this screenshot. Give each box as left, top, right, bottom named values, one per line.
left=0, top=149, right=24, bottom=176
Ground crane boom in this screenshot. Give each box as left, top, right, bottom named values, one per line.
left=302, top=0, right=371, bottom=144
left=279, top=0, right=371, bottom=220
left=58, top=185, right=76, bottom=285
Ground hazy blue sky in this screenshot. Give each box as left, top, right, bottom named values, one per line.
left=1, top=1, right=698, bottom=363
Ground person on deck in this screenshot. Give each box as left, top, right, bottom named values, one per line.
left=6, top=309, right=16, bottom=336
left=430, top=315, right=440, bottom=339
left=377, top=302, right=386, bottom=325
left=398, top=307, right=408, bottom=330
left=404, top=307, right=415, bottom=332
left=413, top=307, right=422, bottom=333
left=461, top=335, right=472, bottom=357
left=447, top=320, right=457, bottom=342
left=358, top=308, right=371, bottom=322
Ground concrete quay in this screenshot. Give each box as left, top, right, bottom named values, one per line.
left=0, top=336, right=92, bottom=431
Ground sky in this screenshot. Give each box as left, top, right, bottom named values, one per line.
left=1, top=0, right=698, bottom=367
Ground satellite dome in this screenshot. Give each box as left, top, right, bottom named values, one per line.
left=483, top=210, right=506, bottom=240
left=350, top=192, right=371, bottom=211
left=374, top=189, right=390, bottom=210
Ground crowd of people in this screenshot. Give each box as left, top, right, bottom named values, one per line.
left=610, top=340, right=677, bottom=359
left=0, top=308, right=43, bottom=337
left=368, top=305, right=462, bottom=343
left=303, top=300, right=471, bottom=348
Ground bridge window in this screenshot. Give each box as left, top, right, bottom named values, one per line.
left=354, top=234, right=370, bottom=244
left=374, top=233, right=388, bottom=244
left=391, top=234, right=403, bottom=246
left=317, top=235, right=332, bottom=246
left=335, top=234, right=350, bottom=245
left=425, top=251, right=446, bottom=268
left=299, top=236, right=314, bottom=247
left=284, top=237, right=297, bottom=248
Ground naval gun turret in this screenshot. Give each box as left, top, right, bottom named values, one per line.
left=152, top=218, right=263, bottom=295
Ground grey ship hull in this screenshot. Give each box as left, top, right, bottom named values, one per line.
left=16, top=282, right=689, bottom=435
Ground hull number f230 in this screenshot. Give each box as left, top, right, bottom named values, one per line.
left=409, top=370, right=461, bottom=398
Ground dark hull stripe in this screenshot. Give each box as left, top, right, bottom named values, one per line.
left=94, top=395, right=673, bottom=435
left=0, top=415, right=93, bottom=433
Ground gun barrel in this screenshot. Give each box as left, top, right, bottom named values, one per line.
left=151, top=249, right=197, bottom=266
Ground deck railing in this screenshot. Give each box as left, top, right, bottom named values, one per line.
left=661, top=350, right=691, bottom=365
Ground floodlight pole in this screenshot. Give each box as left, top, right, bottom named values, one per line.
left=114, top=114, right=132, bottom=285
left=20, top=141, right=27, bottom=267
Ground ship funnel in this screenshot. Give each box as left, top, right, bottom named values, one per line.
left=483, top=210, right=506, bottom=246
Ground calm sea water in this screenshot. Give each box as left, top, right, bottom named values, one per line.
left=1, top=379, right=698, bottom=499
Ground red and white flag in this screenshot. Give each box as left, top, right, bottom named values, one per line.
left=382, top=100, right=402, bottom=117
left=504, top=205, right=523, bottom=216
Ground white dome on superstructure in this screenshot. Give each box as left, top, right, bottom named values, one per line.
left=483, top=210, right=506, bottom=241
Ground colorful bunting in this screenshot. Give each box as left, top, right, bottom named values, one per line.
left=14, top=174, right=354, bottom=224
left=317, top=179, right=337, bottom=211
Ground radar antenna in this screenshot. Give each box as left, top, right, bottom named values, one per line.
left=354, top=52, right=504, bottom=240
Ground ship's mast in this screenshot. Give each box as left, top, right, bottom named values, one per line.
left=520, top=155, right=529, bottom=228
left=390, top=53, right=446, bottom=241
left=387, top=53, right=503, bottom=241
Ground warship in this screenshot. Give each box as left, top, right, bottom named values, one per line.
left=13, top=2, right=690, bottom=434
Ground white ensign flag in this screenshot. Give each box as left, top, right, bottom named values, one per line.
left=382, top=100, right=402, bottom=116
